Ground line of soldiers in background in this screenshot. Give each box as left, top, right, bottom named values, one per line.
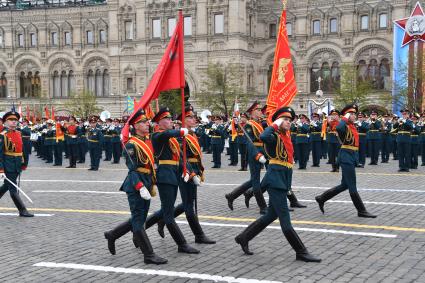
left=192, top=108, right=425, bottom=173
left=4, top=116, right=125, bottom=171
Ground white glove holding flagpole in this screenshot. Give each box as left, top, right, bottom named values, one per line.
left=0, top=174, right=33, bottom=204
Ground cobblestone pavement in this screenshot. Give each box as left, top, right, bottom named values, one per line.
left=1, top=152, right=425, bottom=283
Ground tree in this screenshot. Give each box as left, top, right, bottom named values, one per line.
left=334, top=64, right=375, bottom=109
left=197, top=62, right=251, bottom=116
left=63, top=90, right=103, bottom=118
left=392, top=60, right=424, bottom=112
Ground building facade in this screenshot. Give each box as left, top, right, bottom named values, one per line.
left=0, top=0, right=419, bottom=116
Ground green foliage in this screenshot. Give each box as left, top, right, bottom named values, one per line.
left=334, top=64, right=374, bottom=109
left=63, top=90, right=103, bottom=118
left=158, top=89, right=185, bottom=116
left=197, top=62, right=251, bottom=117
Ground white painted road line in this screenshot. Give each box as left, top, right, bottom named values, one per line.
left=176, top=221, right=397, bottom=238
left=297, top=199, right=425, bottom=207
left=0, top=213, right=54, bottom=217
left=22, top=179, right=121, bottom=184
left=33, top=262, right=282, bottom=283
left=33, top=190, right=123, bottom=195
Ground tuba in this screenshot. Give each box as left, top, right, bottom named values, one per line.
left=100, top=110, right=111, bottom=122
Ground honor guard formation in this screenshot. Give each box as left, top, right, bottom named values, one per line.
left=1, top=103, right=425, bottom=265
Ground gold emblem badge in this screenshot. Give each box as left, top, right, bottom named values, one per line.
left=278, top=58, right=291, bottom=83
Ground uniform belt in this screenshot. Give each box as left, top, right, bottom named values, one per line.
left=311, top=132, right=321, bottom=134
left=212, top=135, right=221, bottom=138
left=66, top=134, right=78, bottom=138
left=45, top=137, right=56, bottom=140
left=329, top=131, right=336, bottom=134
left=88, top=139, right=99, bottom=143
left=341, top=145, right=359, bottom=151
left=5, top=152, right=23, bottom=157
left=398, top=131, right=411, bottom=135
left=297, top=134, right=308, bottom=137
left=104, top=135, right=112, bottom=137
left=269, top=159, right=293, bottom=169
left=188, top=158, right=199, bottom=163
left=411, top=135, right=418, bottom=137
left=136, top=168, right=151, bottom=174
left=369, top=130, right=379, bottom=132
left=253, top=142, right=263, bottom=147
left=358, top=133, right=366, bottom=136
left=158, top=160, right=179, bottom=166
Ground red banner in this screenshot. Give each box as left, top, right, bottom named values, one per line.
left=266, top=5, right=297, bottom=124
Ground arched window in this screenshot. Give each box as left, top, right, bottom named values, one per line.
left=357, top=60, right=367, bottom=82
left=312, top=20, right=320, bottom=35
left=33, top=71, right=41, bottom=97
left=52, top=71, right=60, bottom=97
left=103, top=69, right=110, bottom=96
left=331, top=62, right=340, bottom=90
left=68, top=70, right=75, bottom=95
left=61, top=71, right=68, bottom=97
left=367, top=59, right=379, bottom=88
left=379, top=58, right=390, bottom=90
left=321, top=62, right=331, bottom=91
left=87, top=70, right=95, bottom=94
left=310, top=63, right=320, bottom=92
left=0, top=72, right=7, bottom=98
left=95, top=69, right=103, bottom=96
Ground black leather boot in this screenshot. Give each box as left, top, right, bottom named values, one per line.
left=157, top=204, right=185, bottom=238
left=144, top=212, right=162, bottom=230
left=350, top=192, right=377, bottom=218
left=104, top=219, right=132, bottom=255
left=186, top=214, right=216, bottom=244
left=166, top=222, right=200, bottom=254
left=283, top=227, right=321, bottom=262
left=254, top=190, right=267, bottom=215
left=287, top=191, right=307, bottom=208
left=133, top=229, right=168, bottom=265
left=235, top=219, right=269, bottom=255
left=243, top=188, right=254, bottom=208
left=10, top=192, right=34, bottom=217
left=225, top=181, right=251, bottom=211
left=315, top=185, right=345, bottom=213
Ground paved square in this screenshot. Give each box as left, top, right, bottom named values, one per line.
left=1, top=153, right=424, bottom=283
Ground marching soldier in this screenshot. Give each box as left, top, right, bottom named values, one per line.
left=65, top=116, right=79, bottom=168
left=210, top=115, right=225, bottom=169
left=296, top=114, right=310, bottom=169
left=237, top=113, right=249, bottom=171
left=87, top=117, right=103, bottom=171
left=103, top=118, right=113, bottom=161
left=315, top=104, right=376, bottom=218
left=310, top=113, right=322, bottom=167
left=104, top=109, right=167, bottom=264
left=144, top=107, right=199, bottom=254
left=395, top=109, right=413, bottom=172
left=111, top=118, right=122, bottom=164
left=0, top=111, right=33, bottom=217
left=234, top=106, right=321, bottom=262
left=356, top=112, right=368, bottom=167
left=366, top=110, right=381, bottom=165
left=156, top=106, right=216, bottom=244
left=381, top=114, right=392, bottom=163
left=327, top=109, right=340, bottom=172
left=411, top=113, right=421, bottom=169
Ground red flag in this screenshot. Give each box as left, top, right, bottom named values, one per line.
left=51, top=106, right=55, bottom=121
left=121, top=11, right=184, bottom=144
left=266, top=4, right=297, bottom=124
left=145, top=104, right=155, bottom=119
left=44, top=106, right=50, bottom=120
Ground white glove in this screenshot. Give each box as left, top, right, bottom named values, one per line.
left=273, top=118, right=284, bottom=127
left=181, top=128, right=189, bottom=136
left=0, top=173, right=5, bottom=179
left=212, top=124, right=218, bottom=129
left=139, top=186, right=151, bottom=200
left=344, top=113, right=351, bottom=119
left=182, top=172, right=190, bottom=182
left=296, top=121, right=303, bottom=127
left=192, top=175, right=202, bottom=186
left=258, top=155, right=267, bottom=164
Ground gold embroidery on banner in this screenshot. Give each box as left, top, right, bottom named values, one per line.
left=278, top=58, right=291, bottom=83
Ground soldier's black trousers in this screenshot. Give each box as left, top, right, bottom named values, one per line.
left=358, top=140, right=367, bottom=165
left=368, top=140, right=380, bottom=164
left=152, top=183, right=179, bottom=225
left=229, top=142, right=238, bottom=165
left=398, top=142, right=411, bottom=170
left=311, top=141, right=321, bottom=166
left=176, top=181, right=197, bottom=218
left=321, top=140, right=328, bottom=159
left=328, top=143, right=340, bottom=167
left=45, top=145, right=54, bottom=162
left=212, top=144, right=221, bottom=166
left=238, top=143, right=247, bottom=168
left=104, top=141, right=112, bottom=160
left=421, top=142, right=425, bottom=165
left=112, top=142, right=122, bottom=163
left=89, top=146, right=102, bottom=169
left=411, top=143, right=419, bottom=168
left=0, top=172, right=19, bottom=196
left=54, top=142, right=63, bottom=165
left=381, top=138, right=391, bottom=162
left=68, top=144, right=78, bottom=166
left=127, top=188, right=150, bottom=231
left=297, top=143, right=309, bottom=168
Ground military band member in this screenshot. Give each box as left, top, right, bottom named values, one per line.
left=111, top=118, right=122, bottom=164
left=156, top=106, right=216, bottom=244
left=0, top=111, right=33, bottom=217
left=290, top=115, right=298, bottom=163
left=210, top=115, right=225, bottom=169
left=104, top=109, right=167, bottom=264
left=328, top=109, right=341, bottom=172
left=235, top=107, right=321, bottom=262
left=395, top=109, right=413, bottom=172
left=65, top=116, right=79, bottom=168
left=381, top=114, right=392, bottom=163
left=20, top=119, right=32, bottom=164
left=366, top=110, right=382, bottom=165
left=315, top=104, right=376, bottom=218
left=296, top=114, right=310, bottom=169
left=44, top=120, right=56, bottom=164
left=237, top=113, right=249, bottom=171
left=144, top=107, right=199, bottom=254
left=356, top=112, right=368, bottom=167
left=410, top=113, right=421, bottom=169
left=77, top=120, right=88, bottom=163
left=227, top=117, right=239, bottom=166
left=103, top=118, right=113, bottom=161
left=390, top=115, right=399, bottom=160
left=87, top=117, right=104, bottom=171
left=53, top=120, right=65, bottom=166
left=310, top=113, right=322, bottom=167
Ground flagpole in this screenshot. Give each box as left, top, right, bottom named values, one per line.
left=178, top=9, right=187, bottom=175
